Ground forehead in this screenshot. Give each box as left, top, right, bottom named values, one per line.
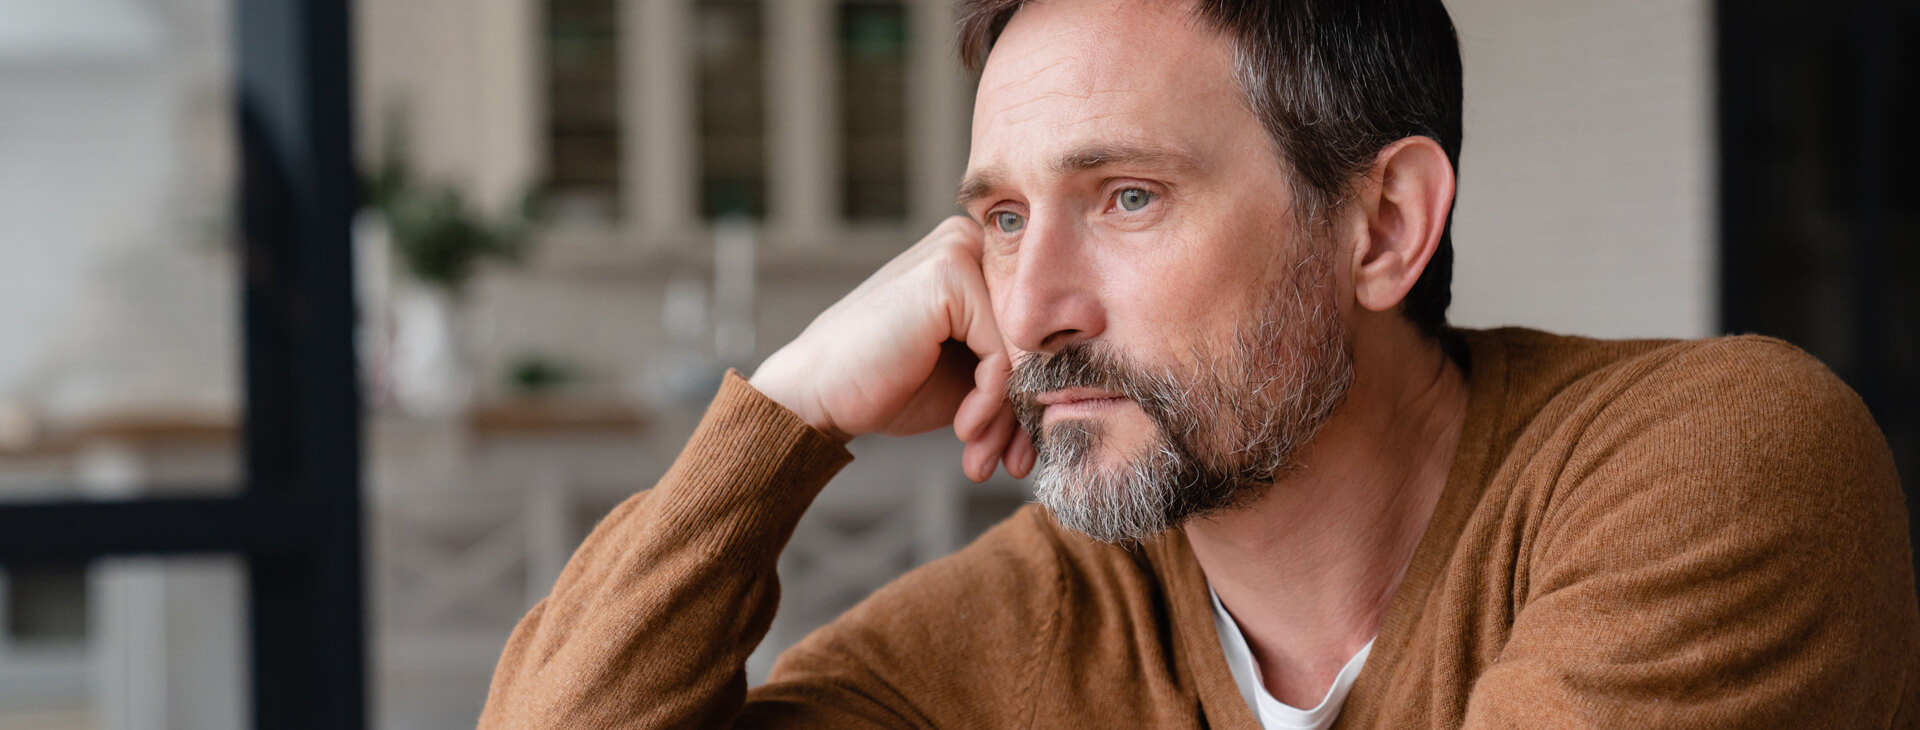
left=968, top=0, right=1254, bottom=176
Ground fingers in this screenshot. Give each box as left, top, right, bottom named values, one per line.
left=962, top=404, right=1018, bottom=483
left=956, top=353, right=1034, bottom=483
left=1004, top=428, right=1036, bottom=479
left=952, top=352, right=1009, bottom=442
left=960, top=392, right=1037, bottom=482
left=956, top=353, right=1015, bottom=482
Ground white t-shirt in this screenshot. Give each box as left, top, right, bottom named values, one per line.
left=1209, top=587, right=1374, bottom=730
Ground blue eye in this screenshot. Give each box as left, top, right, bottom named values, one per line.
left=1117, top=188, right=1154, bottom=212
left=995, top=211, right=1025, bottom=233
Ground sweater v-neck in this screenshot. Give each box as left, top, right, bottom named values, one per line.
left=1149, top=331, right=1512, bottom=730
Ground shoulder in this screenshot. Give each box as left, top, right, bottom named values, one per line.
left=1531, top=333, right=1890, bottom=495
left=1464, top=333, right=1917, bottom=724
left=1487, top=332, right=1899, bottom=533
left=1471, top=329, right=1889, bottom=483
left=1466, top=332, right=1912, bottom=637
left=1579, top=333, right=1859, bottom=417
left=1502, top=334, right=1912, bottom=645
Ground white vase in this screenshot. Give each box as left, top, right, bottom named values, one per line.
left=388, top=285, right=474, bottom=418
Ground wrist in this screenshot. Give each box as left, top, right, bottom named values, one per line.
left=748, top=359, right=851, bottom=444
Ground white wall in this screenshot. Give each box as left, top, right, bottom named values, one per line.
left=0, top=5, right=238, bottom=721
left=1445, top=0, right=1716, bottom=339
left=0, top=0, right=235, bottom=420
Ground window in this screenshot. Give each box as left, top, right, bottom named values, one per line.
left=838, top=1, right=910, bottom=222
left=698, top=0, right=768, bottom=220
left=545, top=0, right=624, bottom=224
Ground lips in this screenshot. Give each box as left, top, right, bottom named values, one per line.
left=1034, top=389, right=1132, bottom=425
left=1035, top=388, right=1127, bottom=407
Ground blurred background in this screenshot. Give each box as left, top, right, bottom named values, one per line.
left=0, top=0, right=1910, bottom=728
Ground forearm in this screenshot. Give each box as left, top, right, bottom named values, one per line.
left=479, top=372, right=852, bottom=729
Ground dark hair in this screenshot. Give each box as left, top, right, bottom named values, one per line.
left=957, top=0, right=1463, bottom=341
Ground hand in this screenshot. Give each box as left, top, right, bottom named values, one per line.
left=750, top=217, right=1036, bottom=482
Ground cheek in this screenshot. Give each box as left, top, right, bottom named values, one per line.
left=1108, top=241, right=1284, bottom=369
left=1104, top=254, right=1229, bottom=345
left=983, top=265, right=1018, bottom=356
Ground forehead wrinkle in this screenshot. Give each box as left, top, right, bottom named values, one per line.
left=981, top=85, right=1143, bottom=138
left=976, top=25, right=1151, bottom=133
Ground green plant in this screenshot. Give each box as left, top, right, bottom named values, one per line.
left=507, top=353, right=579, bottom=396
left=365, top=106, right=545, bottom=296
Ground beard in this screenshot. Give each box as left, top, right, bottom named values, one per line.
left=1008, top=249, right=1354, bottom=546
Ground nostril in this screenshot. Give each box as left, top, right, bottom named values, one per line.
left=1039, top=329, right=1082, bottom=351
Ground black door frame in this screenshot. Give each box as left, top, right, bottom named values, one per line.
left=0, top=1, right=366, bottom=727
left=1718, top=0, right=1917, bottom=574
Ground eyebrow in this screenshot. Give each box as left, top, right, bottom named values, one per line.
left=956, top=143, right=1199, bottom=209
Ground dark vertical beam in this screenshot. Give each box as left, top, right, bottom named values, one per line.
left=1711, top=0, right=1750, bottom=341
left=1845, top=1, right=1889, bottom=419
left=1717, top=0, right=1920, bottom=582
left=1845, top=0, right=1912, bottom=581
left=236, top=0, right=366, bottom=727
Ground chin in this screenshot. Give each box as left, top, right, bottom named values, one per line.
left=1031, top=419, right=1187, bottom=545
left=1030, top=410, right=1276, bottom=546
left=1054, top=405, right=1157, bottom=449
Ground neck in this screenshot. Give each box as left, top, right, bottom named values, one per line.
left=1184, top=324, right=1467, bottom=708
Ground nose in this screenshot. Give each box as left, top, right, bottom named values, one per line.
left=996, top=212, right=1106, bottom=354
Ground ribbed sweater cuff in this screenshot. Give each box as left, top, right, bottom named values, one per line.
left=653, top=370, right=855, bottom=562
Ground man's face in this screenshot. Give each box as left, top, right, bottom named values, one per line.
left=961, top=0, right=1354, bottom=543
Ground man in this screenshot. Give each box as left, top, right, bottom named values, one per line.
left=481, top=0, right=1919, bottom=726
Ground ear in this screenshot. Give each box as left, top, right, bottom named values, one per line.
left=1347, top=137, right=1455, bottom=314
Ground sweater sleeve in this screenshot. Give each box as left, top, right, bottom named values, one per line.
left=737, top=504, right=1071, bottom=729
left=1462, top=337, right=1920, bottom=728
left=478, top=370, right=854, bottom=729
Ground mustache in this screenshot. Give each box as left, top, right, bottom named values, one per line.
left=1010, top=343, right=1125, bottom=398
left=1008, top=343, right=1182, bottom=440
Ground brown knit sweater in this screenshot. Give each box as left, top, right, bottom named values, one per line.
left=480, top=328, right=1920, bottom=728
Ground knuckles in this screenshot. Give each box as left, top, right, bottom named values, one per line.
left=837, top=217, right=990, bottom=332
left=902, top=222, right=985, bottom=283
left=928, top=216, right=983, bottom=252
left=936, top=214, right=978, bottom=236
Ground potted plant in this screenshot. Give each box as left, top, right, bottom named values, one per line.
left=362, top=109, right=545, bottom=416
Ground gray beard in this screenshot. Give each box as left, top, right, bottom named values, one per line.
left=1010, top=252, right=1353, bottom=546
